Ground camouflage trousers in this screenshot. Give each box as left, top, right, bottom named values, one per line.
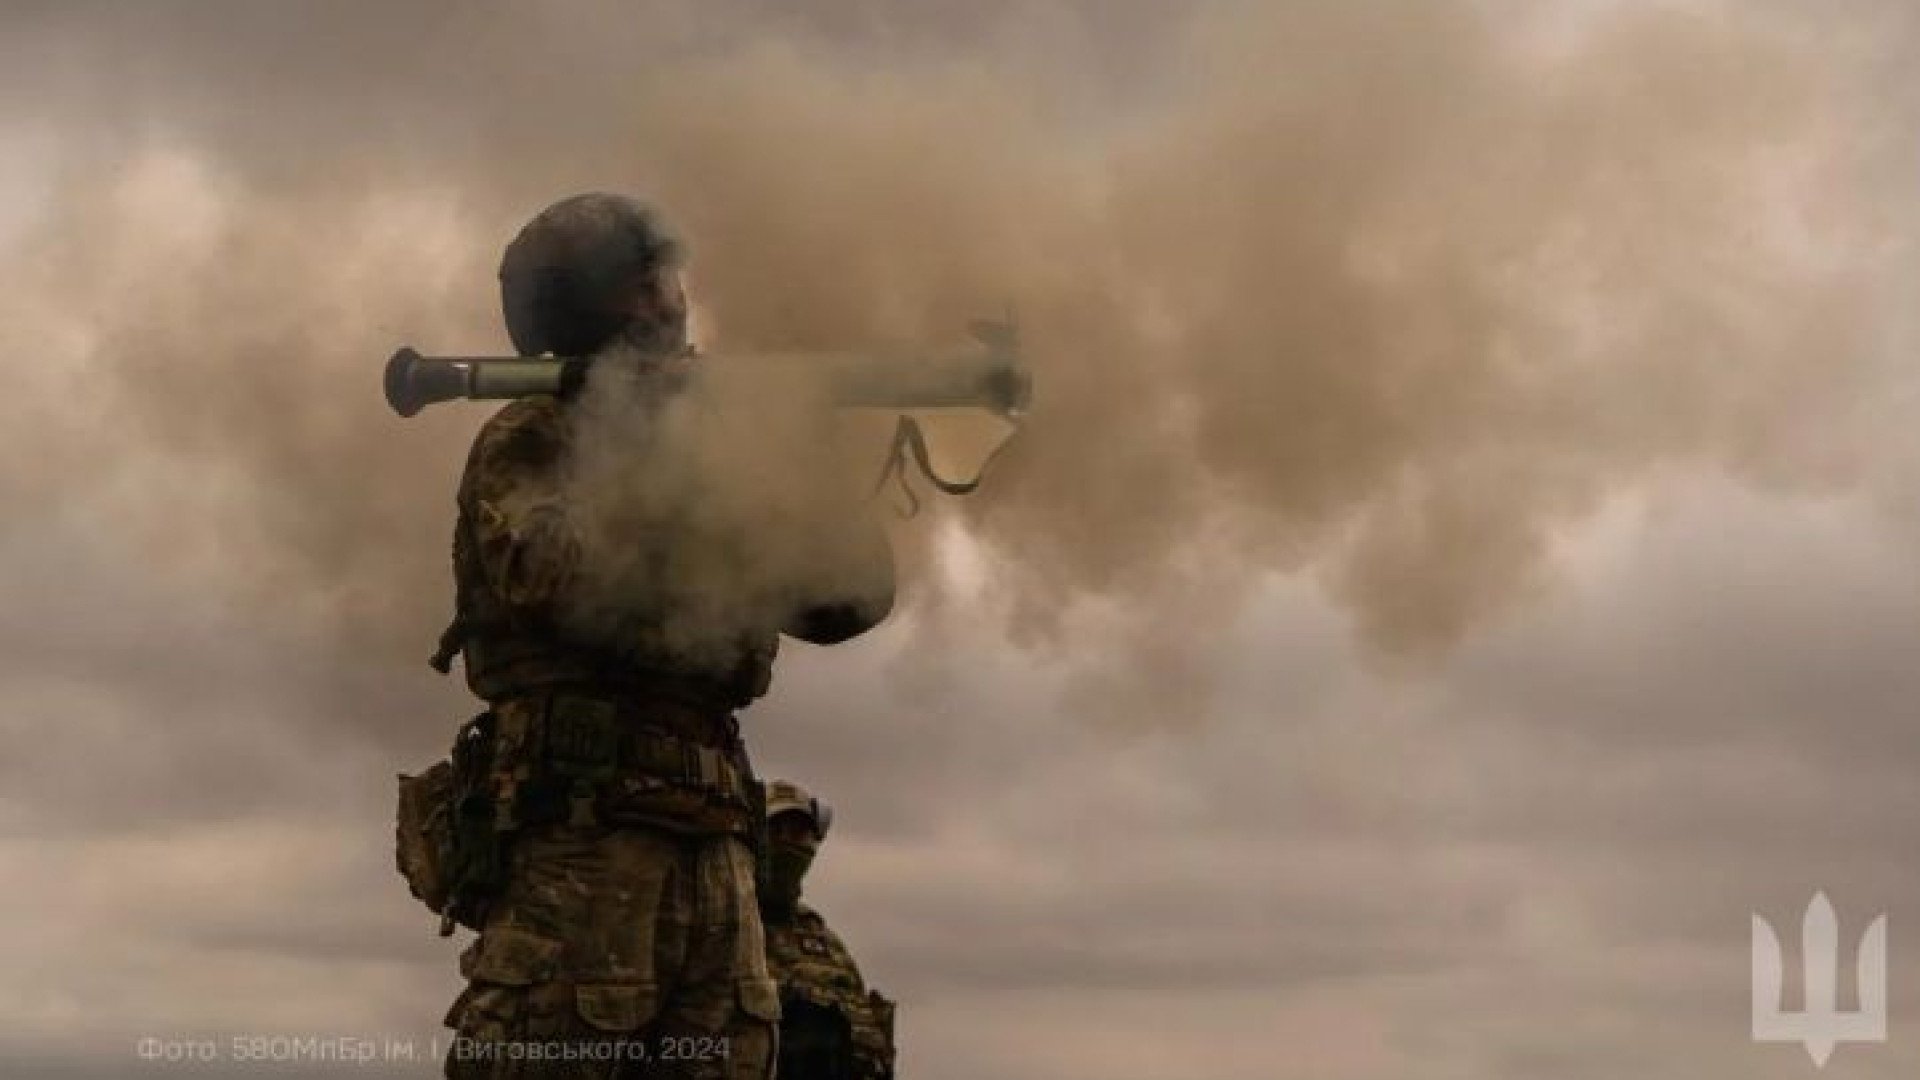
left=443, top=823, right=780, bottom=1079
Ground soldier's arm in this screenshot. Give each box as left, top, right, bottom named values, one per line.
left=857, top=991, right=898, bottom=1080
left=817, top=921, right=898, bottom=1078
left=783, top=517, right=895, bottom=645
left=459, top=399, right=582, bottom=611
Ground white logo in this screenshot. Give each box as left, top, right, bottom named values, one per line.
left=1752, top=892, right=1887, bottom=1066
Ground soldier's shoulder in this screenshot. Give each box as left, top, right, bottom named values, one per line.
left=478, top=395, right=568, bottom=443
left=800, top=905, right=859, bottom=955
left=464, top=396, right=569, bottom=474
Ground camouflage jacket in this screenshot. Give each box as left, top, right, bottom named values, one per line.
left=450, top=393, right=779, bottom=708
left=765, top=902, right=896, bottom=1080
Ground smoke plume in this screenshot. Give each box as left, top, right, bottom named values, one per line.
left=2, top=0, right=1911, bottom=675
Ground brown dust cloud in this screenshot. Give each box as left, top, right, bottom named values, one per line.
left=8, top=4, right=1920, bottom=1078
left=2, top=0, right=1914, bottom=677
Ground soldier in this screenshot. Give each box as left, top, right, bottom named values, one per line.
left=432, top=193, right=895, bottom=1079
left=760, top=780, right=898, bottom=1080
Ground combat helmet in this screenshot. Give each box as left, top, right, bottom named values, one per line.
left=498, top=192, right=684, bottom=356
left=764, top=779, right=833, bottom=839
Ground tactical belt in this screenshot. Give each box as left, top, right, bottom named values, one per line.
left=621, top=725, right=745, bottom=793
left=502, top=689, right=750, bottom=805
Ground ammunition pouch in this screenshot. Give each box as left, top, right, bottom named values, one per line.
left=396, top=692, right=759, bottom=939
left=446, top=711, right=505, bottom=931
left=395, top=759, right=455, bottom=914
left=394, top=712, right=502, bottom=936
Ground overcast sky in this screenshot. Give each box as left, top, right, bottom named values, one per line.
left=3, top=2, right=1920, bottom=1078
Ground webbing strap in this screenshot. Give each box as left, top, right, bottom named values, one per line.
left=868, top=414, right=1018, bottom=518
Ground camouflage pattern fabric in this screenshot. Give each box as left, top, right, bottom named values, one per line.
left=452, top=394, right=778, bottom=708
left=442, top=824, right=779, bottom=1079
left=765, top=902, right=897, bottom=1080
left=440, top=396, right=781, bottom=1078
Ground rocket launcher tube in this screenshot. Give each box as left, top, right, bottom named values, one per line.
left=384, top=324, right=1030, bottom=420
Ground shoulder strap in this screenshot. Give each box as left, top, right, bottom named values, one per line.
left=869, top=414, right=1017, bottom=518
